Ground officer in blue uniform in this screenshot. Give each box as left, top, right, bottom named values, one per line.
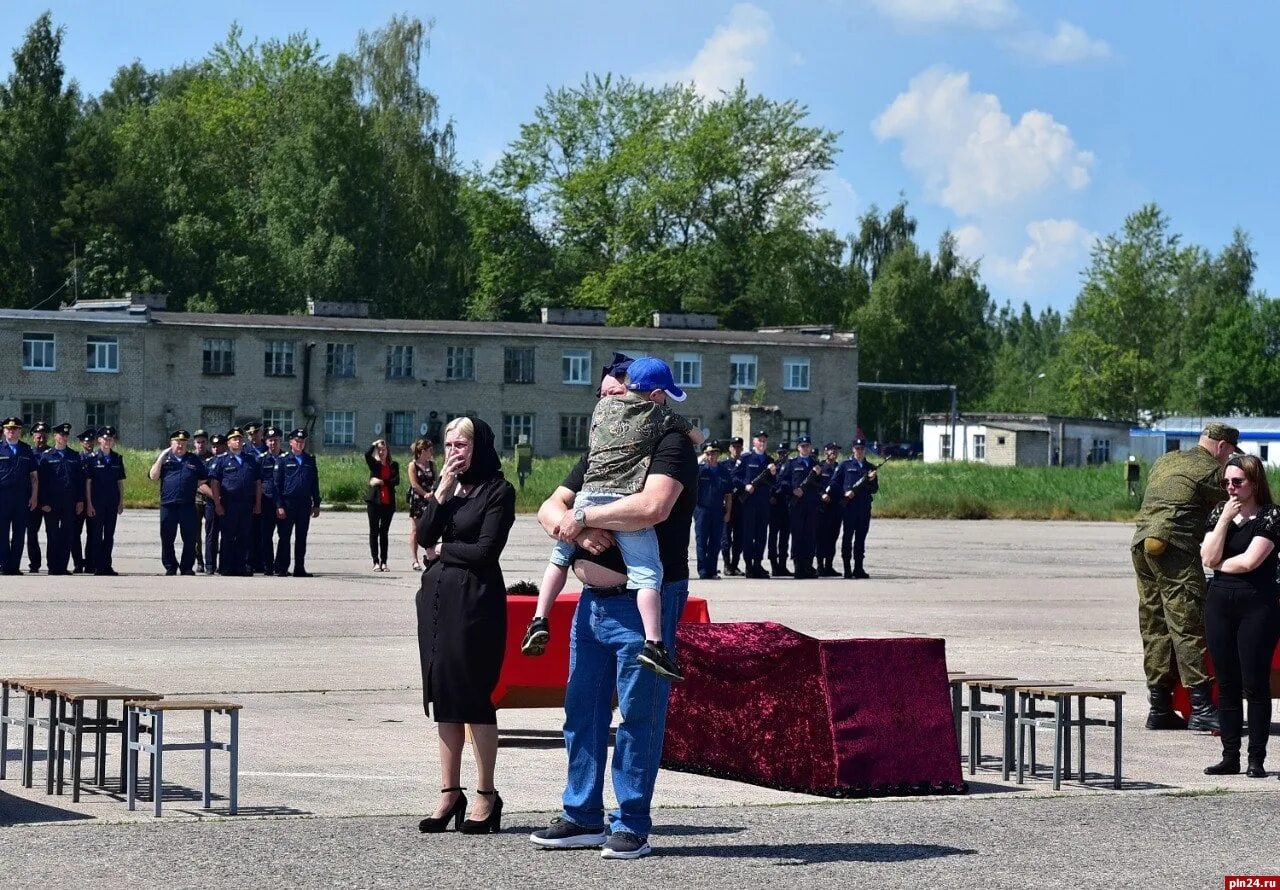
left=208, top=428, right=262, bottom=577
left=241, top=422, right=263, bottom=570
left=242, top=422, right=263, bottom=458
left=26, top=420, right=50, bottom=572
left=149, top=428, right=209, bottom=576
left=719, top=436, right=745, bottom=575
left=694, top=441, right=732, bottom=579
left=1, top=418, right=40, bottom=575
left=783, top=436, right=821, bottom=579
left=37, top=423, right=86, bottom=575
left=257, top=426, right=285, bottom=574
left=734, top=430, right=777, bottom=579
left=71, top=428, right=97, bottom=573
left=768, top=442, right=794, bottom=577
left=273, top=428, right=321, bottom=577
left=201, top=434, right=225, bottom=574
left=816, top=443, right=843, bottom=577
left=85, top=427, right=126, bottom=576
left=834, top=438, right=879, bottom=579
left=191, top=430, right=210, bottom=571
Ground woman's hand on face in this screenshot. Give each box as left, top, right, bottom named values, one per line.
left=1221, top=498, right=1242, bottom=524
left=444, top=452, right=468, bottom=476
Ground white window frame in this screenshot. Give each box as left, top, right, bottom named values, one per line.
left=86, top=336, right=119, bottom=373
left=782, top=419, right=810, bottom=442
left=202, top=338, right=236, bottom=375
left=85, top=401, right=119, bottom=430
left=323, top=410, right=356, bottom=446
left=385, top=411, right=415, bottom=447
left=386, top=345, right=414, bottom=380
left=559, top=414, right=590, bottom=451
left=973, top=433, right=986, bottom=461
left=446, top=346, right=476, bottom=381
left=22, top=333, right=56, bottom=371
left=782, top=356, right=810, bottom=392
left=502, top=413, right=535, bottom=451
left=673, top=352, right=702, bottom=389
left=262, top=409, right=296, bottom=432
left=21, top=400, right=55, bottom=428
left=325, top=342, right=356, bottom=378
left=504, top=347, right=535, bottom=384
left=1091, top=438, right=1111, bottom=463
left=562, top=349, right=592, bottom=385
left=940, top=433, right=952, bottom=460
left=264, top=340, right=295, bottom=377
left=729, top=353, right=758, bottom=389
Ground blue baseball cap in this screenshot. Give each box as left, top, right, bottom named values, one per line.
left=625, top=357, right=687, bottom=402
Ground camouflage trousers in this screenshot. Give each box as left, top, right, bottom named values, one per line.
left=1131, top=542, right=1210, bottom=689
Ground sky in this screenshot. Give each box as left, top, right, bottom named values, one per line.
left=2, top=0, right=1277, bottom=313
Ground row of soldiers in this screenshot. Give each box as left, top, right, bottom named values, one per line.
left=694, top=430, right=879, bottom=581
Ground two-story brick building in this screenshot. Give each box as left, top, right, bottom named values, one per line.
left=1, top=299, right=859, bottom=455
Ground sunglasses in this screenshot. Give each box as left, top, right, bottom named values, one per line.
left=1223, top=477, right=1248, bottom=488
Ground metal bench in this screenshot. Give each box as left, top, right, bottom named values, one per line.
left=49, top=683, right=164, bottom=801
left=967, top=678, right=1073, bottom=780
left=1015, top=685, right=1125, bottom=790
left=948, top=672, right=1014, bottom=763
left=126, top=699, right=241, bottom=816
left=1, top=677, right=114, bottom=791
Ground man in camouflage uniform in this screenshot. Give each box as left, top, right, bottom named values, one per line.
left=1132, top=422, right=1238, bottom=731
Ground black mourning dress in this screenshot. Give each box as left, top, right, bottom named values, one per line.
left=415, top=421, right=516, bottom=725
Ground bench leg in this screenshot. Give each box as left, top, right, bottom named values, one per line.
left=23, top=691, right=36, bottom=788
left=94, top=699, right=107, bottom=786
left=1113, top=697, right=1123, bottom=790
left=71, top=701, right=83, bottom=803
left=203, top=710, right=212, bottom=809
left=229, top=709, right=238, bottom=816
left=967, top=686, right=979, bottom=776
left=1061, top=696, right=1071, bottom=781
left=1078, top=697, right=1087, bottom=784
left=1052, top=698, right=1063, bottom=791
left=951, top=683, right=963, bottom=759
left=152, top=710, right=164, bottom=817
left=55, top=697, right=66, bottom=796
left=127, top=708, right=138, bottom=811
left=1, top=683, right=9, bottom=781
left=1001, top=690, right=1014, bottom=781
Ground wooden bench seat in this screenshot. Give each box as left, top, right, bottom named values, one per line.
left=1015, top=685, right=1125, bottom=789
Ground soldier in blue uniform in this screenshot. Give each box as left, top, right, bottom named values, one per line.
left=1, top=418, right=40, bottom=575
left=719, top=436, right=745, bottom=575
left=273, top=428, right=321, bottom=577
left=734, top=430, right=777, bottom=579
left=85, top=427, right=126, bottom=576
left=149, top=429, right=209, bottom=576
left=37, top=423, right=86, bottom=575
left=241, top=422, right=263, bottom=570
left=257, top=426, right=285, bottom=574
left=201, top=434, right=225, bottom=574
left=768, top=442, right=794, bottom=577
left=25, top=420, right=50, bottom=573
left=783, top=436, right=821, bottom=579
left=242, top=422, right=264, bottom=457
left=816, top=443, right=843, bottom=577
left=208, top=428, right=262, bottom=577
left=694, top=441, right=732, bottom=579
left=71, top=428, right=97, bottom=573
left=834, top=438, right=879, bottom=579
left=191, top=430, right=210, bottom=571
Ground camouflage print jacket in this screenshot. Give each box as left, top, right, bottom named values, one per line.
left=1132, top=445, right=1226, bottom=555
left=582, top=392, right=693, bottom=496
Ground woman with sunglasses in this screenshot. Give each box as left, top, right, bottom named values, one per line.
left=1199, top=454, right=1280, bottom=778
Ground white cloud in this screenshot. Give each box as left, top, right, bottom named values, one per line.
left=1013, top=21, right=1111, bottom=64
left=965, top=219, right=1097, bottom=293
left=872, top=67, right=1094, bottom=215
left=952, top=224, right=985, bottom=258
left=659, top=4, right=773, bottom=98
left=867, top=0, right=1016, bottom=30
left=817, top=171, right=860, bottom=234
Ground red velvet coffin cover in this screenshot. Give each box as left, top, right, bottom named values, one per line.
left=662, top=622, right=965, bottom=797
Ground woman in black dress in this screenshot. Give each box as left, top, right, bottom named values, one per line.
left=1199, top=454, right=1280, bottom=778
left=415, top=417, right=516, bottom=833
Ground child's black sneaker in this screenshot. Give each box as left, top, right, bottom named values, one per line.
left=521, top=616, right=551, bottom=656
left=637, top=641, right=684, bottom=682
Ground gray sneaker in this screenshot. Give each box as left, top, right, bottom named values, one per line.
left=530, top=816, right=607, bottom=849
left=601, top=831, right=652, bottom=860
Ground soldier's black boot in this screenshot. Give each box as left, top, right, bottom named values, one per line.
left=852, top=559, right=870, bottom=579
left=1188, top=681, right=1220, bottom=732
left=1144, top=686, right=1187, bottom=730
left=842, top=559, right=854, bottom=580
left=1246, top=757, right=1267, bottom=778
left=771, top=561, right=793, bottom=577
left=818, top=559, right=839, bottom=578
left=1203, top=753, right=1240, bottom=775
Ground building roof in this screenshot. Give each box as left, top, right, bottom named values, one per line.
left=919, top=412, right=1134, bottom=430
left=983, top=421, right=1051, bottom=434
left=1149, top=415, right=1280, bottom=435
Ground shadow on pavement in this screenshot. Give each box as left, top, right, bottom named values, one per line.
left=0, top=788, right=92, bottom=825
left=656, top=841, right=977, bottom=863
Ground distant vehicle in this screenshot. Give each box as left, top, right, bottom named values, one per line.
left=875, top=442, right=923, bottom=460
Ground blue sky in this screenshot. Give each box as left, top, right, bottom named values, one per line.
left=3, top=1, right=1277, bottom=313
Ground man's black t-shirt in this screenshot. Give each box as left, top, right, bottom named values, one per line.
left=561, top=430, right=697, bottom=583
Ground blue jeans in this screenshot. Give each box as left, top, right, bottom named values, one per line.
left=561, top=579, right=689, bottom=837
left=549, top=491, right=663, bottom=590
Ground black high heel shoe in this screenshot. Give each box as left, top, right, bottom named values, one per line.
left=460, top=789, right=503, bottom=834
left=418, top=787, right=467, bottom=833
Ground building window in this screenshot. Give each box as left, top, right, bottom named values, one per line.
left=1261, top=444, right=1270, bottom=463
left=996, top=436, right=1007, bottom=446
left=385, top=411, right=415, bottom=447
left=562, top=349, right=592, bottom=385
left=502, top=413, right=535, bottom=451
left=202, top=338, right=236, bottom=375
left=973, top=434, right=986, bottom=461
left=22, top=334, right=56, bottom=371
left=86, top=336, right=119, bottom=373
left=386, top=345, right=413, bottom=380
left=782, top=419, right=810, bottom=442
left=262, top=409, right=295, bottom=432
left=673, top=352, right=702, bottom=389
left=560, top=414, right=590, bottom=451
left=325, top=343, right=356, bottom=378
left=21, top=400, right=54, bottom=428
left=940, top=433, right=952, bottom=460
left=323, top=410, right=356, bottom=446
left=85, top=401, right=119, bottom=430
left=1090, top=438, right=1111, bottom=464
left=504, top=347, right=535, bottom=384
left=729, top=354, right=757, bottom=389
left=446, top=346, right=475, bottom=381
left=264, top=340, right=295, bottom=377
left=782, top=357, right=810, bottom=391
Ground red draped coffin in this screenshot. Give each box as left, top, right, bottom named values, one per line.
left=662, top=622, right=965, bottom=797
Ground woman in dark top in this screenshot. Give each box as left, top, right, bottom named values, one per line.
left=415, top=417, right=516, bottom=834
left=364, top=439, right=399, bottom=572
left=1199, top=454, right=1280, bottom=778
left=407, top=438, right=437, bottom=571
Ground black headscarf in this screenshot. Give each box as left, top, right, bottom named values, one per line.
left=458, top=417, right=503, bottom=485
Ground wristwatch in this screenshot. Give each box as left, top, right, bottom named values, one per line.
left=573, top=505, right=588, bottom=526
